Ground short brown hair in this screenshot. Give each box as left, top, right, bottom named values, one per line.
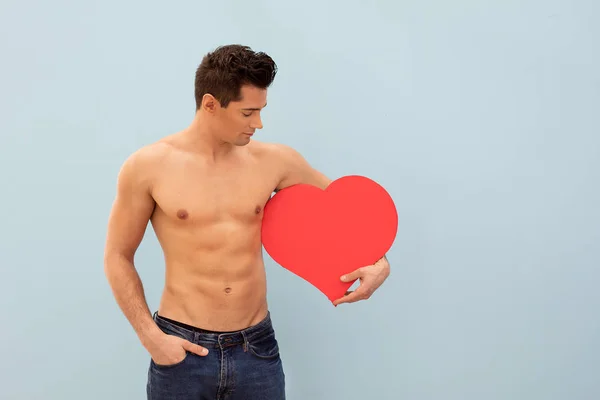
left=194, top=44, right=278, bottom=110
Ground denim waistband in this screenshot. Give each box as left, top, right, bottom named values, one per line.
left=153, top=311, right=274, bottom=348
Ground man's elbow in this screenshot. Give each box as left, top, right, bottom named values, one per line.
left=312, top=171, right=332, bottom=190
left=103, top=248, right=134, bottom=275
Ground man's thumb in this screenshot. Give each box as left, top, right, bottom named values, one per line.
left=182, top=340, right=209, bottom=356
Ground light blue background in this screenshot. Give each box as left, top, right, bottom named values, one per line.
left=1, top=0, right=599, bottom=399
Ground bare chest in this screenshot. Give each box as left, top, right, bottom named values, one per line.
left=151, top=158, right=278, bottom=225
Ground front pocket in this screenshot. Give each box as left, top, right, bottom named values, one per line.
left=151, top=351, right=189, bottom=370
left=248, top=334, right=280, bottom=360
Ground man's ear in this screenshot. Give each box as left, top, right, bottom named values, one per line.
left=201, top=94, right=220, bottom=114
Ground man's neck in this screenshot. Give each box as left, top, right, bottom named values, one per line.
left=180, top=116, right=235, bottom=161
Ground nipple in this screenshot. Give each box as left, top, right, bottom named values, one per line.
left=177, top=209, right=188, bottom=220
left=255, top=206, right=261, bottom=214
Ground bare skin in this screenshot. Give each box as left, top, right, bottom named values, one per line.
left=103, top=85, right=390, bottom=367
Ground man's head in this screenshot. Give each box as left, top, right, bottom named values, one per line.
left=194, top=44, right=277, bottom=146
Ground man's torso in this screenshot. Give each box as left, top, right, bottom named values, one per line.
left=143, top=135, right=284, bottom=331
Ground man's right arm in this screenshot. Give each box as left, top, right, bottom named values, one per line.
left=103, top=148, right=163, bottom=350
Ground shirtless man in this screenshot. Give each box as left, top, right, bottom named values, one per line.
left=103, top=44, right=391, bottom=400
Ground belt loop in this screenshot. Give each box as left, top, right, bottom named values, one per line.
left=241, top=331, right=249, bottom=352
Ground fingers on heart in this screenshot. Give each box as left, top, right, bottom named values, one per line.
left=347, top=289, right=372, bottom=302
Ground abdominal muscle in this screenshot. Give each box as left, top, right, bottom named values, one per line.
left=151, top=216, right=269, bottom=332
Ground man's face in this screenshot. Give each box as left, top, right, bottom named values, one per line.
left=213, top=85, right=267, bottom=146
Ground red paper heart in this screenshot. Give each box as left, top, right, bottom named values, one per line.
left=261, top=175, right=398, bottom=303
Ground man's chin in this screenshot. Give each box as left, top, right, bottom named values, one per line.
left=235, top=136, right=252, bottom=146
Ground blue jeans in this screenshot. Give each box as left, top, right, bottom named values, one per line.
left=147, top=311, right=286, bottom=400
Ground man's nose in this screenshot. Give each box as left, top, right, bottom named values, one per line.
left=250, top=115, right=263, bottom=130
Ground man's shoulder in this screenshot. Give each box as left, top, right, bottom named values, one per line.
left=117, top=139, right=173, bottom=183
left=250, top=140, right=329, bottom=190
left=124, top=136, right=177, bottom=166
left=249, top=140, right=303, bottom=162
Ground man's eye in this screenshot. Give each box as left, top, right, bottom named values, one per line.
left=242, top=112, right=252, bottom=117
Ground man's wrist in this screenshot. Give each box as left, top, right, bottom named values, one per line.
left=138, top=321, right=164, bottom=349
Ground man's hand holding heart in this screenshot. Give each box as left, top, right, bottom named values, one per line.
left=333, top=255, right=391, bottom=306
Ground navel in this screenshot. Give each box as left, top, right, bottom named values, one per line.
left=224, top=287, right=232, bottom=294
left=176, top=209, right=188, bottom=220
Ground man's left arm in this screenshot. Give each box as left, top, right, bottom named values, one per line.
left=274, top=144, right=391, bottom=306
